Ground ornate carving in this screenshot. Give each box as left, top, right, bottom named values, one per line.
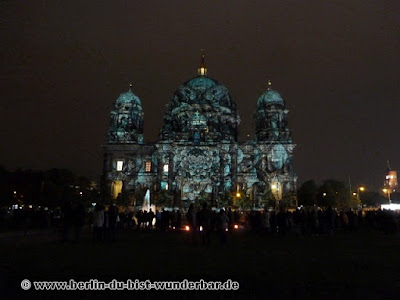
left=174, top=147, right=220, bottom=182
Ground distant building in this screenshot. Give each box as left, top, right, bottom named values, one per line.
left=101, top=54, right=297, bottom=208
left=384, top=162, right=398, bottom=193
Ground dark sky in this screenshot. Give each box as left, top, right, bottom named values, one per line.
left=1, top=1, right=399, bottom=191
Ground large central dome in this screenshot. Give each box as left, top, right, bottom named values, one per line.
left=186, top=76, right=217, bottom=91
left=159, top=55, right=240, bottom=143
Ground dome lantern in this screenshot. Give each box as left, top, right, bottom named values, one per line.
left=197, top=49, right=207, bottom=76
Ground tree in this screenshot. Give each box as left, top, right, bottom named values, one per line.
left=155, top=190, right=173, bottom=207
left=80, top=188, right=100, bottom=208
left=44, top=168, right=75, bottom=186
left=350, top=193, right=361, bottom=208
left=217, top=190, right=233, bottom=208
left=197, top=191, right=210, bottom=207
left=116, top=192, right=131, bottom=207
left=76, top=176, right=91, bottom=190
left=360, top=191, right=387, bottom=206
left=281, top=191, right=297, bottom=208
left=41, top=168, right=78, bottom=207
left=236, top=195, right=252, bottom=210
left=259, top=186, right=275, bottom=208
left=133, top=186, right=148, bottom=207
left=6, top=169, right=43, bottom=206
left=317, top=180, right=350, bottom=208
left=0, top=166, right=11, bottom=208
left=297, top=180, right=318, bottom=207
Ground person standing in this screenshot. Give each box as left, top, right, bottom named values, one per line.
left=217, top=208, right=229, bottom=244
left=198, top=202, right=212, bottom=246
left=108, top=203, right=119, bottom=241
left=186, top=204, right=197, bottom=245
left=61, top=200, right=73, bottom=242
left=72, top=201, right=85, bottom=242
left=92, top=204, right=104, bottom=243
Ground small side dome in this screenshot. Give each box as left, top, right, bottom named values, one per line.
left=106, top=85, right=144, bottom=144
left=257, top=89, right=284, bottom=107
left=116, top=88, right=142, bottom=106
left=254, top=81, right=291, bottom=143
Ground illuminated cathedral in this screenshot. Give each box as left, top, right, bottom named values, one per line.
left=102, top=54, right=297, bottom=208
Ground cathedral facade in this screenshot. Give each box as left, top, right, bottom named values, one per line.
left=102, top=56, right=297, bottom=208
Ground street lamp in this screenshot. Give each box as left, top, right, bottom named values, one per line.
left=271, top=182, right=281, bottom=210
left=357, top=186, right=365, bottom=204
left=382, top=188, right=391, bottom=204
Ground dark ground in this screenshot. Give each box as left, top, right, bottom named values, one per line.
left=1, top=228, right=399, bottom=299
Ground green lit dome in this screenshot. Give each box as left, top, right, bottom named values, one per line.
left=107, top=86, right=144, bottom=144
left=186, top=76, right=218, bottom=91
left=170, top=74, right=233, bottom=107
left=257, top=89, right=284, bottom=107
left=160, top=74, right=240, bottom=142
left=116, top=89, right=142, bottom=106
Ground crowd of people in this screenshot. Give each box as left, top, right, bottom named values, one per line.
left=127, top=205, right=400, bottom=238
left=1, top=202, right=399, bottom=243
left=91, top=203, right=120, bottom=242
left=244, top=207, right=400, bottom=236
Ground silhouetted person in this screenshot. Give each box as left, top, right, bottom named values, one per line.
left=227, top=208, right=234, bottom=231
left=148, top=208, right=155, bottom=230
left=171, top=209, right=177, bottom=229
left=198, top=202, right=212, bottom=246
left=92, top=204, right=104, bottom=243
left=186, top=204, right=197, bottom=245
left=326, top=206, right=335, bottom=236
left=270, top=211, right=277, bottom=235
left=176, top=209, right=182, bottom=230
left=277, top=210, right=288, bottom=236
left=264, top=209, right=271, bottom=234
left=155, top=209, right=161, bottom=230
left=108, top=203, right=119, bottom=241
left=161, top=209, right=170, bottom=232
left=217, top=208, right=229, bottom=244
left=341, top=210, right=349, bottom=232
left=136, top=210, right=143, bottom=230
left=22, top=209, right=33, bottom=237
left=61, top=200, right=73, bottom=242
left=72, top=201, right=85, bottom=242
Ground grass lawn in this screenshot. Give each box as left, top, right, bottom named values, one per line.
left=1, top=229, right=399, bottom=299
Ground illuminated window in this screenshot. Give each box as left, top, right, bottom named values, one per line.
left=116, top=160, right=124, bottom=171
left=145, top=161, right=152, bottom=172
left=163, top=164, right=169, bottom=173
left=161, top=181, right=168, bottom=190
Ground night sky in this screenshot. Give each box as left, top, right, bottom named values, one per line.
left=1, top=1, right=399, bottom=191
